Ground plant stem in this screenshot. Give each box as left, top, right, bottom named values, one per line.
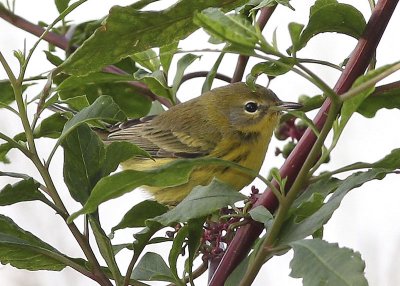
left=33, top=154, right=113, bottom=286
left=297, top=58, right=344, bottom=71
left=181, top=71, right=232, bottom=84
left=123, top=251, right=140, bottom=286
left=1, top=43, right=111, bottom=286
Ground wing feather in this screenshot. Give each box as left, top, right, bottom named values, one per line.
left=107, top=115, right=218, bottom=158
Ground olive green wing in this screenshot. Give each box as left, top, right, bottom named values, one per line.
left=107, top=116, right=217, bottom=158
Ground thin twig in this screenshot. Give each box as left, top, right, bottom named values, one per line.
left=181, top=71, right=232, bottom=84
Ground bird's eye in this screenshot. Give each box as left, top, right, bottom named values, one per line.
left=244, top=102, right=258, bottom=113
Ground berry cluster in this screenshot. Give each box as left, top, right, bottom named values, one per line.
left=200, top=186, right=261, bottom=261
left=274, top=117, right=307, bottom=158
left=200, top=211, right=240, bottom=262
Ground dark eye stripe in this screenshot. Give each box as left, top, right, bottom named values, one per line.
left=245, top=102, right=258, bottom=113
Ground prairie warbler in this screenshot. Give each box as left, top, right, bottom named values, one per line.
left=107, top=82, right=301, bottom=204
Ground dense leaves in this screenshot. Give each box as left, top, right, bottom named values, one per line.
left=61, top=0, right=247, bottom=75
left=1, top=0, right=399, bottom=285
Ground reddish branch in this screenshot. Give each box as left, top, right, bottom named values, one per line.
left=181, top=71, right=232, bottom=84
left=210, top=0, right=399, bottom=285
left=0, top=6, right=69, bottom=50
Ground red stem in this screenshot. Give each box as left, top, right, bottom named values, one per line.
left=0, top=6, right=69, bottom=50
left=209, top=0, right=399, bottom=284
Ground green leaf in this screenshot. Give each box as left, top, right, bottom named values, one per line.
left=56, top=73, right=152, bottom=118
left=62, top=95, right=90, bottom=111
left=61, top=95, right=126, bottom=140
left=371, top=148, right=400, bottom=169
left=130, top=0, right=160, bottom=10
left=68, top=158, right=247, bottom=221
left=251, top=57, right=295, bottom=77
left=0, top=80, right=16, bottom=107
left=160, top=41, right=178, bottom=74
left=295, top=0, right=366, bottom=51
left=153, top=179, right=246, bottom=226
left=249, top=206, right=273, bottom=227
left=99, top=83, right=152, bottom=118
left=55, top=0, right=70, bottom=13
left=290, top=239, right=367, bottom=286
left=0, top=214, right=68, bottom=271
left=61, top=0, right=246, bottom=75
left=132, top=222, right=164, bottom=258
left=44, top=51, right=64, bottom=66
left=338, top=64, right=396, bottom=136
left=131, top=252, right=174, bottom=282
left=89, top=218, right=122, bottom=283
left=357, top=86, right=400, bottom=118
left=62, top=124, right=105, bottom=204
left=202, top=52, right=224, bottom=93
left=57, top=73, right=136, bottom=90
left=252, top=0, right=294, bottom=11
left=0, top=178, right=46, bottom=206
left=0, top=142, right=12, bottom=163
left=131, top=49, right=161, bottom=72
left=112, top=243, right=132, bottom=255
left=134, top=70, right=172, bottom=100
left=291, top=193, right=325, bottom=223
left=169, top=225, right=189, bottom=282
left=187, top=217, right=204, bottom=282
left=288, top=22, right=304, bottom=54
left=172, top=54, right=200, bottom=97
left=279, top=169, right=391, bottom=244
left=102, top=141, right=151, bottom=177
left=33, top=112, right=69, bottom=139
left=112, top=200, right=168, bottom=233
left=194, top=8, right=259, bottom=48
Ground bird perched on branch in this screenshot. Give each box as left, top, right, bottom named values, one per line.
left=107, top=82, right=301, bottom=205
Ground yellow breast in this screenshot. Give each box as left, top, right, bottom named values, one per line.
left=122, top=115, right=279, bottom=205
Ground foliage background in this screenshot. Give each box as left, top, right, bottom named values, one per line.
left=0, top=0, right=399, bottom=285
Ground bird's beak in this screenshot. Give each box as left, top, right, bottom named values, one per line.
left=271, top=101, right=303, bottom=111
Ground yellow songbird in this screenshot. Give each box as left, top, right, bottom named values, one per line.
left=107, top=82, right=301, bottom=205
